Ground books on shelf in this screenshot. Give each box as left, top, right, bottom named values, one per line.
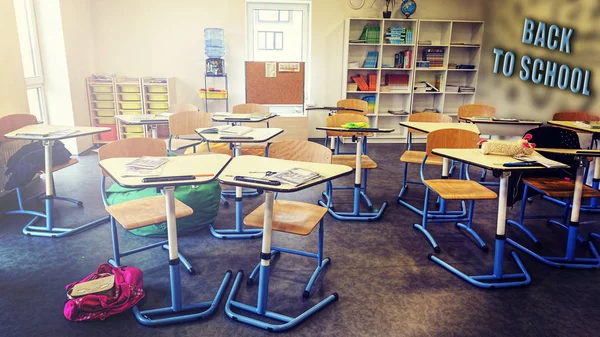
left=388, top=110, right=409, bottom=116
left=421, top=48, right=445, bottom=68
left=418, top=40, right=432, bottom=45
left=459, top=86, right=475, bottom=93
left=393, top=50, right=412, bottom=68
left=269, top=168, right=321, bottom=186
left=368, top=74, right=378, bottom=91
left=199, top=125, right=253, bottom=136
left=446, top=84, right=459, bottom=93
left=385, top=26, right=413, bottom=44
left=413, top=81, right=439, bottom=92
left=448, top=63, right=476, bottom=69
left=385, top=74, right=409, bottom=92
left=416, top=61, right=430, bottom=68
left=351, top=74, right=377, bottom=91
left=363, top=51, right=379, bottom=68
left=358, top=24, right=380, bottom=44
left=362, top=96, right=376, bottom=113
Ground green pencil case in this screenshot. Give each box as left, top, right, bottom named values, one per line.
left=341, top=122, right=370, bottom=129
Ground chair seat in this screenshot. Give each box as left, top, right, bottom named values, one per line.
left=41, top=158, right=79, bottom=173
left=332, top=154, right=377, bottom=169
left=326, top=131, right=373, bottom=138
left=167, top=138, right=203, bottom=151
left=241, top=145, right=267, bottom=157
left=400, top=151, right=443, bottom=166
left=244, top=200, right=328, bottom=236
left=106, top=195, right=193, bottom=230
left=523, top=177, right=600, bottom=198
left=424, top=179, right=498, bottom=200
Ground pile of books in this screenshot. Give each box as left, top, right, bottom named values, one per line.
left=458, top=86, right=475, bottom=93
left=421, top=48, right=445, bottom=68
left=385, top=74, right=410, bottom=92
left=385, top=26, right=413, bottom=44
left=351, top=74, right=378, bottom=91
left=269, top=168, right=321, bottom=187
left=391, top=50, right=412, bottom=68
left=362, top=96, right=376, bottom=113
left=446, top=84, right=459, bottom=93
left=414, top=81, right=439, bottom=93
left=363, top=51, right=379, bottom=68
left=416, top=61, right=430, bottom=68
left=448, top=63, right=476, bottom=69
left=358, top=24, right=380, bottom=44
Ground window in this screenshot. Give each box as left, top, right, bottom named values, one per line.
left=258, top=31, right=284, bottom=50
left=13, top=0, right=47, bottom=122
left=258, top=10, right=290, bottom=22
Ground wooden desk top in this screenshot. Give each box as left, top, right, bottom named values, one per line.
left=114, top=114, right=170, bottom=125
left=99, top=153, right=231, bottom=189
left=399, top=122, right=480, bottom=134
left=195, top=127, right=283, bottom=143
left=547, top=120, right=600, bottom=134
left=460, top=117, right=543, bottom=125
left=432, top=148, right=568, bottom=171
left=315, top=127, right=394, bottom=133
left=212, top=113, right=277, bottom=123
left=4, top=124, right=110, bottom=141
left=218, top=155, right=352, bottom=193
left=536, top=148, right=600, bottom=157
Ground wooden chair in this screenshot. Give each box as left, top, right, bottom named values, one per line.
left=398, top=112, right=451, bottom=206
left=336, top=99, right=369, bottom=115
left=99, top=138, right=195, bottom=274
left=323, top=113, right=377, bottom=210
left=2, top=114, right=83, bottom=229
left=244, top=140, right=333, bottom=299
left=553, top=111, right=600, bottom=122
left=232, top=103, right=269, bottom=115
left=167, top=110, right=212, bottom=153
left=457, top=104, right=496, bottom=119
left=324, top=113, right=372, bottom=155
left=414, top=129, right=496, bottom=253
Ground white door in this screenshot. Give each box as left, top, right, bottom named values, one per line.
left=246, top=1, right=310, bottom=115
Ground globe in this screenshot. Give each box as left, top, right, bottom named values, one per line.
left=400, top=0, right=417, bottom=19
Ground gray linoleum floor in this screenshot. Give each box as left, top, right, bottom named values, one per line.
left=1, top=142, right=599, bottom=337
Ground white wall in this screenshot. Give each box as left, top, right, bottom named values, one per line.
left=0, top=0, right=29, bottom=117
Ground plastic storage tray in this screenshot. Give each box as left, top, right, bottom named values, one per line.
left=123, top=125, right=144, bottom=133
left=90, top=85, right=113, bottom=93
left=120, top=102, right=142, bottom=110
left=95, top=109, right=115, bottom=117
left=120, top=109, right=143, bottom=115
left=94, top=93, right=114, bottom=101
left=120, top=93, right=141, bottom=101
left=94, top=101, right=115, bottom=109
left=95, top=117, right=115, bottom=124
left=146, top=93, right=168, bottom=101
left=148, top=109, right=168, bottom=114
left=148, top=102, right=169, bottom=109
left=146, top=85, right=168, bottom=93
left=198, top=90, right=227, bottom=99
left=119, top=85, right=140, bottom=93
left=123, top=132, right=144, bottom=139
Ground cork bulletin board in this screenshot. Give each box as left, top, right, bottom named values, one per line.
left=245, top=61, right=305, bottom=104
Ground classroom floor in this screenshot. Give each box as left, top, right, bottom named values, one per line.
left=1, top=141, right=599, bottom=337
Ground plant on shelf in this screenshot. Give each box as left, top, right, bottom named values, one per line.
left=383, top=0, right=395, bottom=18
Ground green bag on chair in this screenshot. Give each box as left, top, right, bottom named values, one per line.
left=105, top=181, right=221, bottom=237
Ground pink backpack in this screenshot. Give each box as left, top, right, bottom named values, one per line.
left=64, top=263, right=144, bottom=321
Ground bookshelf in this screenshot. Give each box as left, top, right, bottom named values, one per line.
left=341, top=18, right=483, bottom=142
left=87, top=76, right=176, bottom=144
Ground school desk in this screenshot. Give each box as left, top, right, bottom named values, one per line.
left=4, top=124, right=110, bottom=237
left=429, top=148, right=569, bottom=288
left=114, top=114, right=170, bottom=138
left=196, top=127, right=283, bottom=239
left=459, top=117, right=543, bottom=137
left=219, top=155, right=352, bottom=332
left=98, top=153, right=232, bottom=326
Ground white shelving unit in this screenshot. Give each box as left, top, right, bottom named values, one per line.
left=342, top=18, right=483, bottom=143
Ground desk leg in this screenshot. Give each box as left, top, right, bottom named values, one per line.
left=225, top=192, right=338, bottom=332
left=210, top=143, right=262, bottom=239
left=508, top=160, right=600, bottom=268
left=133, top=186, right=231, bottom=326
left=151, top=125, right=158, bottom=138
left=21, top=140, right=109, bottom=238
left=321, top=134, right=387, bottom=221
left=430, top=172, right=532, bottom=288
left=591, top=155, right=600, bottom=208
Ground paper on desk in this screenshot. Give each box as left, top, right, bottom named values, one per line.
left=121, top=166, right=163, bottom=177
left=514, top=155, right=569, bottom=168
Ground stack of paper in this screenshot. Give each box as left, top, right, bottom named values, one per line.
left=123, top=156, right=169, bottom=177
left=200, top=125, right=253, bottom=136
left=269, top=168, right=321, bottom=186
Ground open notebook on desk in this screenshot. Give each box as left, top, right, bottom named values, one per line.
left=16, top=128, right=78, bottom=138
left=199, top=125, right=253, bottom=136
left=122, top=156, right=169, bottom=177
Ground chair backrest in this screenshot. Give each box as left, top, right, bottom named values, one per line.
left=98, top=138, right=167, bottom=176
left=168, top=110, right=212, bottom=136
left=426, top=129, right=481, bottom=158
left=168, top=104, right=198, bottom=114
left=336, top=99, right=368, bottom=115
left=0, top=114, right=38, bottom=142
left=232, top=103, right=269, bottom=115
left=457, top=104, right=496, bottom=119
left=268, top=140, right=331, bottom=164
left=408, top=112, right=452, bottom=135
left=552, top=111, right=600, bottom=122
left=326, top=113, right=368, bottom=127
